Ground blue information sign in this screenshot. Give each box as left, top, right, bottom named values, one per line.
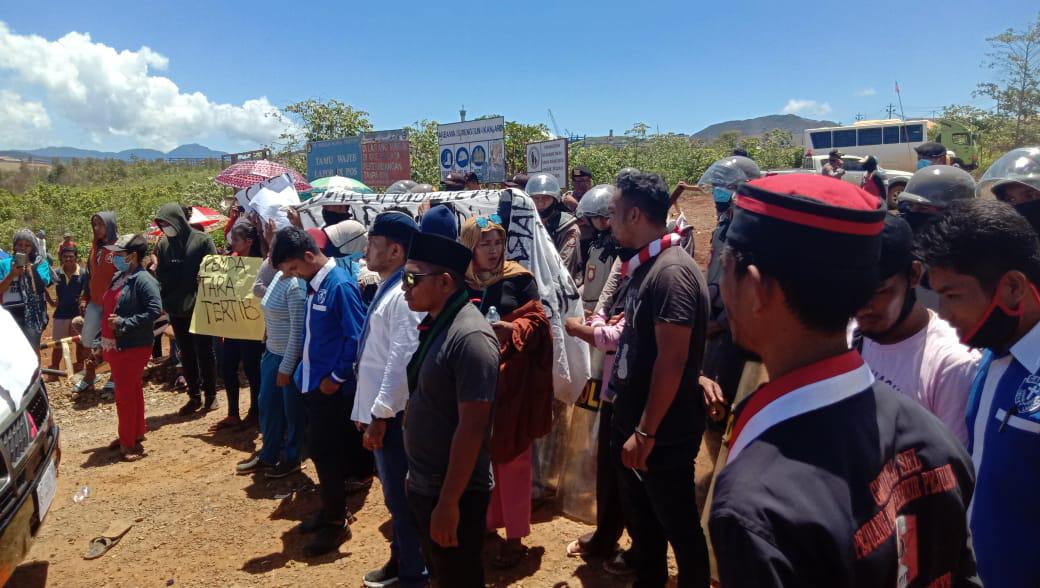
left=307, top=137, right=363, bottom=181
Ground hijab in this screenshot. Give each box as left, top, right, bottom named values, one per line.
left=459, top=216, right=531, bottom=291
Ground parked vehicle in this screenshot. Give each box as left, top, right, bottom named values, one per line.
left=0, top=306, right=59, bottom=585
left=803, top=118, right=980, bottom=171
left=765, top=154, right=913, bottom=207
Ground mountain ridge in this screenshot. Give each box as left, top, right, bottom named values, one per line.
left=0, top=143, right=227, bottom=162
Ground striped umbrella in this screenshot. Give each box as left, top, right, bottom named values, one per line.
left=214, top=159, right=311, bottom=192
left=147, top=206, right=227, bottom=237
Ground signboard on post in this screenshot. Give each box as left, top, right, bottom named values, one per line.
left=361, top=140, right=411, bottom=187
left=189, top=255, right=265, bottom=341
left=438, top=117, right=506, bottom=183
left=526, top=138, right=569, bottom=188
left=221, top=148, right=271, bottom=167
left=307, top=137, right=362, bottom=180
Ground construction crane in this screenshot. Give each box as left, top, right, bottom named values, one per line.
left=548, top=109, right=565, bottom=139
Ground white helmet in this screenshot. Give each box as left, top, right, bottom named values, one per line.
left=575, top=184, right=614, bottom=219
left=525, top=172, right=562, bottom=200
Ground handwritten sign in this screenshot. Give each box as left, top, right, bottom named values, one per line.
left=189, top=255, right=265, bottom=341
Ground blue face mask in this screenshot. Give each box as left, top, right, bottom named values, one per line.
left=916, top=159, right=931, bottom=170
left=713, top=186, right=734, bottom=204
left=112, top=255, right=129, bottom=272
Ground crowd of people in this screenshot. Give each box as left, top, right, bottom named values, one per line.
left=3, top=144, right=1040, bottom=587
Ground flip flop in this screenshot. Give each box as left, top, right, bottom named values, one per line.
left=83, top=519, right=133, bottom=560
left=73, top=378, right=96, bottom=393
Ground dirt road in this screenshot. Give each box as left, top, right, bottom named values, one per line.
left=9, top=193, right=718, bottom=587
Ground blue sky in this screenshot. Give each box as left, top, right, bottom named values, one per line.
left=0, top=0, right=1034, bottom=151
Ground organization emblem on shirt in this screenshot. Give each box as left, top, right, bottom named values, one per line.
left=1014, top=375, right=1040, bottom=415
left=316, top=289, right=327, bottom=305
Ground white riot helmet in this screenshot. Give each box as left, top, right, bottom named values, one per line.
left=698, top=156, right=762, bottom=188
left=977, top=147, right=1040, bottom=201
left=525, top=172, right=562, bottom=201
left=575, top=184, right=614, bottom=219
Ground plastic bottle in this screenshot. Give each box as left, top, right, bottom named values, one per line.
left=485, top=306, right=501, bottom=324
left=73, top=485, right=90, bottom=504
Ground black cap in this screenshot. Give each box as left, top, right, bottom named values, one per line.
left=463, top=171, right=479, bottom=183
left=104, top=234, right=148, bottom=254
left=442, top=171, right=466, bottom=190
left=504, top=172, right=529, bottom=189
left=828, top=149, right=844, bottom=159
left=571, top=166, right=592, bottom=179
left=878, top=214, right=914, bottom=279
left=914, top=141, right=946, bottom=158
left=407, top=231, right=472, bottom=276
left=370, top=211, right=419, bottom=247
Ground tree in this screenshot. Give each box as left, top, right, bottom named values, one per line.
left=974, top=13, right=1040, bottom=148
left=406, top=119, right=441, bottom=186
left=271, top=99, right=374, bottom=175
left=504, top=121, right=551, bottom=177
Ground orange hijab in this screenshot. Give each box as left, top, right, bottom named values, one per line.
left=459, top=216, right=531, bottom=291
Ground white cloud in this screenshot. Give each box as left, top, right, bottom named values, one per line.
left=782, top=99, right=833, bottom=118
left=0, top=90, right=51, bottom=148
left=0, top=22, right=292, bottom=150
left=855, top=88, right=877, bottom=97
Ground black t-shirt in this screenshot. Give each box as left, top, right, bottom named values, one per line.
left=609, top=246, right=709, bottom=456
left=469, top=273, right=538, bottom=317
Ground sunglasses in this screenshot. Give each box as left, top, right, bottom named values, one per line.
left=475, top=214, right=501, bottom=229
left=403, top=270, right=438, bottom=288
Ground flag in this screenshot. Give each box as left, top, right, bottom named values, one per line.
left=895, top=81, right=901, bottom=94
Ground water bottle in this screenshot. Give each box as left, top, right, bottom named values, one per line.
left=73, top=485, right=90, bottom=504
left=485, top=306, right=501, bottom=324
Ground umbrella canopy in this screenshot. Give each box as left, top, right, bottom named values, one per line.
left=215, top=159, right=311, bottom=192
left=147, top=206, right=227, bottom=237
left=306, top=176, right=373, bottom=194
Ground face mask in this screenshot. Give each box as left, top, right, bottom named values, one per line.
left=1014, top=200, right=1040, bottom=235
left=961, top=275, right=1039, bottom=350
left=616, top=247, right=639, bottom=262
left=162, top=226, right=178, bottom=238
left=902, top=210, right=935, bottom=233
left=712, top=186, right=734, bottom=204
left=112, top=255, right=129, bottom=272
left=322, top=208, right=351, bottom=227
left=916, top=159, right=931, bottom=170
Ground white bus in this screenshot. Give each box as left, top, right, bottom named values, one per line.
left=803, top=119, right=979, bottom=172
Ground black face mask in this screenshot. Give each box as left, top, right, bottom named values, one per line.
left=322, top=208, right=351, bottom=227
left=1014, top=200, right=1040, bottom=235
left=617, top=247, right=639, bottom=262
left=902, top=210, right=936, bottom=233
left=961, top=276, right=1038, bottom=350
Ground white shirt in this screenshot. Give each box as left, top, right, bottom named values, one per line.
left=350, top=280, right=422, bottom=424
left=861, top=311, right=980, bottom=445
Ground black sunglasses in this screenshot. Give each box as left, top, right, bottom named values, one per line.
left=403, top=271, right=438, bottom=288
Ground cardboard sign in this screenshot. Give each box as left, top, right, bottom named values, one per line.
left=189, top=255, right=265, bottom=341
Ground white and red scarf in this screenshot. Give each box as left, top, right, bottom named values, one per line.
left=620, top=231, right=683, bottom=278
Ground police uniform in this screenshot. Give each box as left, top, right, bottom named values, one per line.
left=709, top=176, right=980, bottom=588
left=581, top=232, right=616, bottom=312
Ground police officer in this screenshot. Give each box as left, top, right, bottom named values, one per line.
left=977, top=146, right=1040, bottom=232
left=575, top=184, right=617, bottom=312
left=915, top=141, right=948, bottom=169
left=527, top=172, right=583, bottom=282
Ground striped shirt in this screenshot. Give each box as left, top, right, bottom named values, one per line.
left=260, top=270, right=307, bottom=376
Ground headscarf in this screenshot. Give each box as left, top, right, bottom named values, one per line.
left=11, top=229, right=47, bottom=335
left=459, top=215, right=530, bottom=291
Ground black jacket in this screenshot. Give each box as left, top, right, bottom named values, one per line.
left=154, top=203, right=216, bottom=317
left=110, top=269, right=163, bottom=350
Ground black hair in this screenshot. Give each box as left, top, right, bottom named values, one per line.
left=728, top=242, right=879, bottom=333
left=915, top=199, right=1040, bottom=291
left=231, top=221, right=263, bottom=257
left=270, top=226, right=318, bottom=267
left=126, top=236, right=148, bottom=263
left=616, top=171, right=669, bottom=225
left=732, top=148, right=750, bottom=158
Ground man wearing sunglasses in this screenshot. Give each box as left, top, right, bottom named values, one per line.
left=400, top=231, right=499, bottom=588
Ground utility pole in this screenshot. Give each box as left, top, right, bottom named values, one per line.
left=885, top=103, right=897, bottom=118
left=460, top=105, right=466, bottom=122
left=855, top=113, right=864, bottom=122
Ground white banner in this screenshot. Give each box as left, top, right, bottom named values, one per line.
left=299, top=188, right=591, bottom=402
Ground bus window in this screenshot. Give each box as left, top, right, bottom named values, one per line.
left=953, top=132, right=969, bottom=145
left=833, top=129, right=856, bottom=148
left=883, top=126, right=901, bottom=144
left=901, top=124, right=924, bottom=143
left=810, top=131, right=832, bottom=149
left=858, top=128, right=882, bottom=146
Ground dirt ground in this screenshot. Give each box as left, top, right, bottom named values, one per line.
left=9, top=194, right=719, bottom=588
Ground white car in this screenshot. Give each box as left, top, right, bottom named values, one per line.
left=765, top=154, right=912, bottom=208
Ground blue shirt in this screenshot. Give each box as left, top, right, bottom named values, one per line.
left=966, top=320, right=1040, bottom=588
left=294, top=258, right=365, bottom=394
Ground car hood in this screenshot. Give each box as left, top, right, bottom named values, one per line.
left=0, top=306, right=39, bottom=416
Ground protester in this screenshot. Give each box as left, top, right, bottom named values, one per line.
left=459, top=214, right=553, bottom=568
left=77, top=212, right=119, bottom=393
left=821, top=149, right=846, bottom=178
left=410, top=183, right=436, bottom=194
left=48, top=245, right=87, bottom=376
left=916, top=198, right=1040, bottom=587
left=60, top=232, right=75, bottom=253
left=35, top=229, right=49, bottom=265
left=100, top=234, right=162, bottom=461
left=503, top=173, right=529, bottom=190
left=575, top=184, right=617, bottom=312
left=464, top=171, right=480, bottom=191
left=915, top=141, right=948, bottom=169
left=419, top=204, right=459, bottom=240
left=154, top=203, right=218, bottom=416
left=0, top=230, right=52, bottom=351
left=709, top=175, right=978, bottom=586
left=349, top=211, right=426, bottom=588
left=977, top=146, right=1040, bottom=232
left=387, top=179, right=418, bottom=194
left=860, top=155, right=888, bottom=205
left=441, top=171, right=466, bottom=191
left=608, top=171, right=710, bottom=586
left=213, top=221, right=265, bottom=430
left=527, top=172, right=582, bottom=282
left=271, top=226, right=364, bottom=557
left=401, top=231, right=498, bottom=588
left=854, top=215, right=978, bottom=444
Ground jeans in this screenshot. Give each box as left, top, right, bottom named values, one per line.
left=342, top=386, right=375, bottom=481
left=169, top=314, right=216, bottom=401
left=304, top=385, right=351, bottom=523
left=81, top=302, right=103, bottom=350
left=258, top=351, right=305, bottom=465
left=587, top=402, right=627, bottom=554
left=612, top=433, right=709, bottom=588
left=408, top=490, right=490, bottom=588
left=374, top=414, right=426, bottom=587
left=222, top=338, right=263, bottom=419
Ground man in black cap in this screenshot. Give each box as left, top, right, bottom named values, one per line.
left=915, top=141, right=948, bottom=169
left=402, top=231, right=499, bottom=588
left=563, top=166, right=596, bottom=260
left=710, top=175, right=978, bottom=587
left=503, top=172, right=529, bottom=190
left=854, top=215, right=978, bottom=445
left=463, top=171, right=480, bottom=191
left=441, top=171, right=467, bottom=191
left=822, top=149, right=846, bottom=179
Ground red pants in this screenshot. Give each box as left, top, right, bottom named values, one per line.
left=105, top=346, right=150, bottom=448
left=487, top=445, right=533, bottom=539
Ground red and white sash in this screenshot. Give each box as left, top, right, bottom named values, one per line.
left=620, top=232, right=683, bottom=278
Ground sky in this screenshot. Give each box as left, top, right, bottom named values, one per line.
left=0, top=0, right=1034, bottom=152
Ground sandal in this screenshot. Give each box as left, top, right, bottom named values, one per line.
left=493, top=542, right=528, bottom=569
left=73, top=378, right=96, bottom=393
left=83, top=520, right=133, bottom=559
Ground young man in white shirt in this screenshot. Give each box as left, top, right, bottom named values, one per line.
left=350, top=212, right=426, bottom=588
left=854, top=215, right=979, bottom=444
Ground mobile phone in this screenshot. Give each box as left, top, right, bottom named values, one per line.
left=14, top=252, right=28, bottom=267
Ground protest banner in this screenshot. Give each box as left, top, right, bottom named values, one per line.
left=307, top=137, right=362, bottom=180
left=189, top=255, right=265, bottom=341
left=437, top=117, right=506, bottom=183
left=361, top=140, right=411, bottom=187
left=526, top=138, right=569, bottom=188
left=235, top=173, right=301, bottom=230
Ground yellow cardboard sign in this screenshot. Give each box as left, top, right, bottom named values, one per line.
left=189, top=255, right=265, bottom=341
